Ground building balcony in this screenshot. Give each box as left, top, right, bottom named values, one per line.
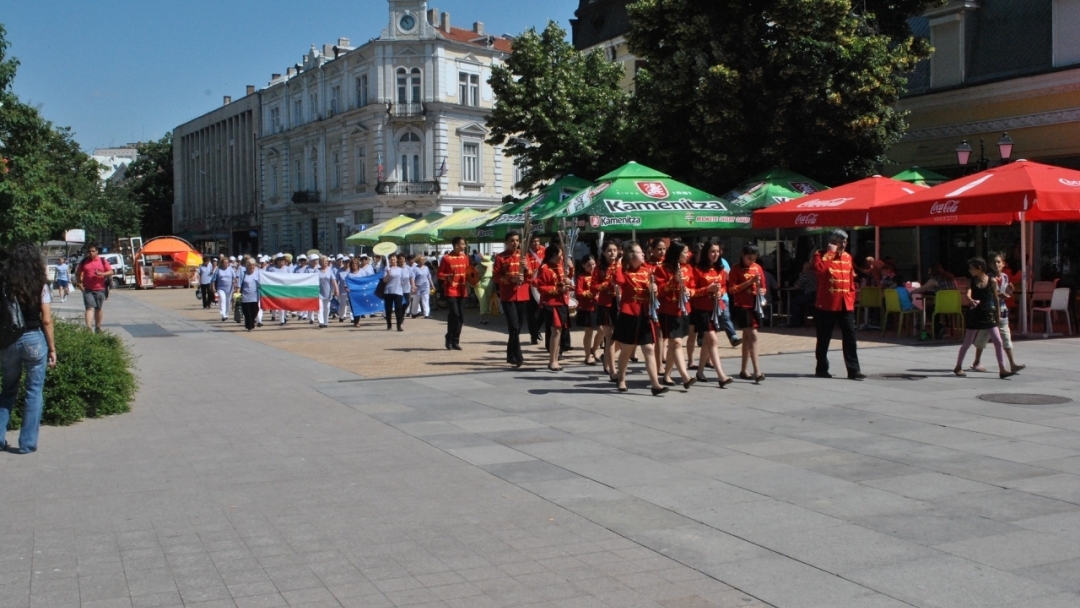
left=291, top=190, right=321, bottom=204
left=376, top=181, right=440, bottom=196
left=388, top=102, right=426, bottom=120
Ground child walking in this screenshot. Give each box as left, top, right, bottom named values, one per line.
left=953, top=257, right=1015, bottom=380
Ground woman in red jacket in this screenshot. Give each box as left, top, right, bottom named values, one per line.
left=654, top=240, right=697, bottom=390
left=691, top=241, right=735, bottom=388
left=534, top=244, right=573, bottom=372
left=575, top=255, right=600, bottom=366
left=728, top=243, right=766, bottom=383
left=594, top=240, right=621, bottom=376
left=612, top=242, right=667, bottom=395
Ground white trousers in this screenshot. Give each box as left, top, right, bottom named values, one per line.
left=410, top=290, right=430, bottom=317
left=217, top=290, right=229, bottom=318
left=318, top=297, right=333, bottom=325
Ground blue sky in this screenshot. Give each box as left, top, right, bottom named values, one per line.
left=4, top=0, right=580, bottom=152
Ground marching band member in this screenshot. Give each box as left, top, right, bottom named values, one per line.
left=612, top=242, right=667, bottom=396
left=526, top=235, right=545, bottom=345
left=535, top=245, right=573, bottom=372
left=814, top=230, right=864, bottom=379
left=493, top=231, right=534, bottom=368
left=437, top=237, right=470, bottom=350
left=575, top=255, right=600, bottom=366
left=728, top=243, right=766, bottom=383
left=654, top=240, right=697, bottom=390
left=594, top=240, right=621, bottom=376
left=691, top=241, right=734, bottom=388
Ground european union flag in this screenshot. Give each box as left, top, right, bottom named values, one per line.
left=346, top=271, right=385, bottom=317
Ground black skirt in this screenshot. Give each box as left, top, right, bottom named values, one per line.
left=613, top=312, right=655, bottom=346
left=658, top=312, right=689, bottom=340
left=598, top=302, right=619, bottom=326
left=690, top=309, right=718, bottom=333
left=575, top=307, right=599, bottom=328
left=544, top=304, right=571, bottom=330
left=731, top=306, right=762, bottom=330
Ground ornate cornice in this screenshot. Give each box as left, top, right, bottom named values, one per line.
left=902, top=108, right=1080, bottom=142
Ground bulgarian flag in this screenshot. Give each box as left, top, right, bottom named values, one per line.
left=259, top=272, right=320, bottom=312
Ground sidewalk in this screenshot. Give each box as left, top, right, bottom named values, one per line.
left=2, top=289, right=1078, bottom=607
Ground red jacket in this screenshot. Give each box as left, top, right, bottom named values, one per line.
left=595, top=264, right=618, bottom=307
left=437, top=252, right=470, bottom=298
left=654, top=263, right=695, bottom=316
left=728, top=263, right=765, bottom=309
left=691, top=267, right=727, bottom=312
left=576, top=272, right=598, bottom=312
left=815, top=250, right=857, bottom=311
left=492, top=250, right=533, bottom=302
left=615, top=265, right=653, bottom=317
left=535, top=263, right=569, bottom=307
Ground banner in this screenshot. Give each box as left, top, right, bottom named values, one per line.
left=259, top=272, right=319, bottom=312
left=346, top=271, right=386, bottom=317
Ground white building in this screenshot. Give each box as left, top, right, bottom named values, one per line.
left=258, top=0, right=519, bottom=255
left=92, top=145, right=140, bottom=183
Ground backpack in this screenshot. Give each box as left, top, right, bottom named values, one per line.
left=0, top=281, right=27, bottom=350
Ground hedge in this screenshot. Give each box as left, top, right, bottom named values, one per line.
left=7, top=320, right=137, bottom=429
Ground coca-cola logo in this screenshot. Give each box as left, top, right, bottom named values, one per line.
left=930, top=200, right=960, bottom=214
left=1059, top=178, right=1080, bottom=187
left=796, top=197, right=853, bottom=209
left=794, top=213, right=819, bottom=226
left=636, top=181, right=670, bottom=199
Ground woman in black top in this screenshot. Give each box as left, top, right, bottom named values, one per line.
left=953, top=257, right=1013, bottom=379
left=0, top=243, right=58, bottom=453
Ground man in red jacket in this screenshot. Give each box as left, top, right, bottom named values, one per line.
left=493, top=231, right=534, bottom=367
left=814, top=230, right=864, bottom=380
left=437, top=237, right=470, bottom=351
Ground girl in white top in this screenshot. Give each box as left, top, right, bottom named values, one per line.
left=316, top=256, right=340, bottom=328
left=381, top=254, right=412, bottom=331
left=410, top=254, right=433, bottom=319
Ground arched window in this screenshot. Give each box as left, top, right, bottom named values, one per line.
left=399, top=132, right=422, bottom=182
left=410, top=67, right=422, bottom=103
left=400, top=132, right=421, bottom=144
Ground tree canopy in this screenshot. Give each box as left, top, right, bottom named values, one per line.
left=626, top=0, right=942, bottom=191
left=119, top=133, right=174, bottom=239
left=486, top=21, right=634, bottom=193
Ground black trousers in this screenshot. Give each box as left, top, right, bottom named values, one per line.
left=526, top=297, right=543, bottom=342
left=241, top=302, right=260, bottom=330
left=502, top=300, right=527, bottom=364
left=815, top=309, right=860, bottom=375
left=201, top=284, right=214, bottom=308
left=383, top=294, right=405, bottom=328
left=446, top=296, right=465, bottom=345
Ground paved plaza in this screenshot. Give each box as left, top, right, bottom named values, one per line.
left=2, top=290, right=1079, bottom=608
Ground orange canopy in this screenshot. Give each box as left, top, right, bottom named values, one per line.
left=136, top=237, right=202, bottom=266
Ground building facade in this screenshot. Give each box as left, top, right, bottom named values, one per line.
left=256, top=0, right=517, bottom=255
left=571, top=0, right=637, bottom=92
left=173, top=89, right=261, bottom=256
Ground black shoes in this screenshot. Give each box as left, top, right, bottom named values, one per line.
left=719, top=377, right=734, bottom=389
left=849, top=372, right=866, bottom=381
left=683, top=377, right=697, bottom=390
left=815, top=371, right=833, bottom=379
left=651, top=386, right=669, bottom=396
left=451, top=344, right=462, bottom=351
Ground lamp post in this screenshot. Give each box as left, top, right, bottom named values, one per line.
left=956, top=132, right=1014, bottom=174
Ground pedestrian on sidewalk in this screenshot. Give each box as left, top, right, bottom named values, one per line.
left=410, top=255, right=433, bottom=319
left=437, top=237, right=470, bottom=350
left=728, top=243, right=766, bottom=383
left=0, top=243, right=58, bottom=454
left=813, top=230, right=863, bottom=380
left=213, top=257, right=236, bottom=322
left=575, top=255, right=600, bottom=366
left=953, top=257, right=1015, bottom=379
left=317, top=256, right=339, bottom=328
left=197, top=259, right=215, bottom=309
left=690, top=241, right=734, bottom=388
left=970, top=252, right=1025, bottom=374
left=493, top=232, right=533, bottom=368
left=534, top=244, right=572, bottom=372
left=381, top=254, right=408, bottom=332
left=75, top=244, right=113, bottom=333
left=236, top=258, right=262, bottom=331
left=612, top=242, right=667, bottom=396
left=54, top=257, right=70, bottom=303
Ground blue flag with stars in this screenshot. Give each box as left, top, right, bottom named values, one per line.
left=346, top=271, right=385, bottom=317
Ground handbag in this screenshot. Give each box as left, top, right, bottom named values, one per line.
left=374, top=279, right=386, bottom=299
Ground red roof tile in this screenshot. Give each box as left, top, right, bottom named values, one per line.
left=439, top=26, right=513, bottom=53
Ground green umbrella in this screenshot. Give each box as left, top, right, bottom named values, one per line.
left=403, top=209, right=482, bottom=244
left=477, top=176, right=593, bottom=240
left=380, top=212, right=446, bottom=244
left=719, top=168, right=829, bottom=212
left=345, top=215, right=417, bottom=246
left=556, top=162, right=746, bottom=233
left=892, top=166, right=950, bottom=187
left=438, top=203, right=517, bottom=242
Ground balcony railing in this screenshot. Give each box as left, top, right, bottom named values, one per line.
left=388, top=102, right=425, bottom=119
left=376, top=181, right=440, bottom=196
left=291, top=190, right=321, bottom=204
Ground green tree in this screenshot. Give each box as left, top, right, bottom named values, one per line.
left=487, top=21, right=634, bottom=193
left=627, top=0, right=943, bottom=191
left=119, top=133, right=173, bottom=238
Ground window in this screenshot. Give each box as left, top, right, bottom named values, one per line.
left=355, top=146, right=367, bottom=184
left=330, top=86, right=341, bottom=115
left=310, top=148, right=318, bottom=191
left=459, top=72, right=479, bottom=106
left=1054, top=0, right=1080, bottom=67
left=309, top=93, right=318, bottom=121
left=462, top=142, right=480, bottom=183
left=356, top=75, right=368, bottom=107
left=930, top=16, right=963, bottom=88
left=293, top=99, right=303, bottom=126
left=332, top=151, right=341, bottom=188
left=353, top=209, right=373, bottom=225
left=400, top=154, right=409, bottom=182
left=400, top=132, right=421, bottom=143
left=412, top=155, right=421, bottom=182
left=294, top=159, right=303, bottom=191
left=397, top=68, right=408, bottom=103
left=270, top=164, right=279, bottom=197
left=269, top=107, right=281, bottom=133
left=410, top=68, right=422, bottom=103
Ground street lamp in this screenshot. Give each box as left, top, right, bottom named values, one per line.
left=997, top=132, right=1014, bottom=163
left=955, top=141, right=973, bottom=168
left=956, top=133, right=1015, bottom=174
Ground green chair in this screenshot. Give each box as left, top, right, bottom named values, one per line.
left=932, top=289, right=965, bottom=338
left=883, top=289, right=920, bottom=337
left=856, top=287, right=883, bottom=329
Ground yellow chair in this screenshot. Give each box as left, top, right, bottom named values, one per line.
left=932, top=289, right=965, bottom=338
left=856, top=287, right=883, bottom=329
left=883, top=289, right=920, bottom=337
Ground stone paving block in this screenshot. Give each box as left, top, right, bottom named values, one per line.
left=852, top=506, right=1021, bottom=545
left=935, top=529, right=1080, bottom=570
left=859, top=472, right=998, bottom=500
left=1007, top=473, right=1080, bottom=504
left=703, top=555, right=886, bottom=608
left=932, top=488, right=1080, bottom=522
left=1012, top=557, right=1080, bottom=593
left=995, top=592, right=1080, bottom=608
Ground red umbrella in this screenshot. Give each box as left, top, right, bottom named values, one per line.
left=752, top=176, right=927, bottom=229
left=869, top=160, right=1080, bottom=227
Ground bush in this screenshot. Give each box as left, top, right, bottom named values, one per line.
left=7, top=320, right=137, bottom=429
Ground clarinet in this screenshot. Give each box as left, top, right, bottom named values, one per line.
left=648, top=270, right=660, bottom=323
left=711, top=274, right=723, bottom=329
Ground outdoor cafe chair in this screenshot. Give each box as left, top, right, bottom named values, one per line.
left=856, top=287, right=883, bottom=329
left=883, top=288, right=920, bottom=337
left=1030, top=280, right=1059, bottom=309
left=932, top=289, right=965, bottom=338
left=1030, top=287, right=1073, bottom=335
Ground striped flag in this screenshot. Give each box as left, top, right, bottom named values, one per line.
left=259, top=272, right=320, bottom=312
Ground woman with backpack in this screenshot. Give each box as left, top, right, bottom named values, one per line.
left=0, top=243, right=58, bottom=454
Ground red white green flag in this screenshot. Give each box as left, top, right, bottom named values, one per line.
left=259, top=272, right=320, bottom=312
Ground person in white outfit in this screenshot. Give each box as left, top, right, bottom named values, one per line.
left=317, top=256, right=339, bottom=328
left=213, top=257, right=236, bottom=321
left=410, top=254, right=433, bottom=319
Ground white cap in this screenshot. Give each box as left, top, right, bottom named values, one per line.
left=275, top=253, right=285, bottom=259
left=297, top=254, right=308, bottom=260
left=229, top=256, right=236, bottom=261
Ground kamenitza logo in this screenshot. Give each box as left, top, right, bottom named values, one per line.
left=603, top=198, right=729, bottom=213
left=591, top=216, right=642, bottom=227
